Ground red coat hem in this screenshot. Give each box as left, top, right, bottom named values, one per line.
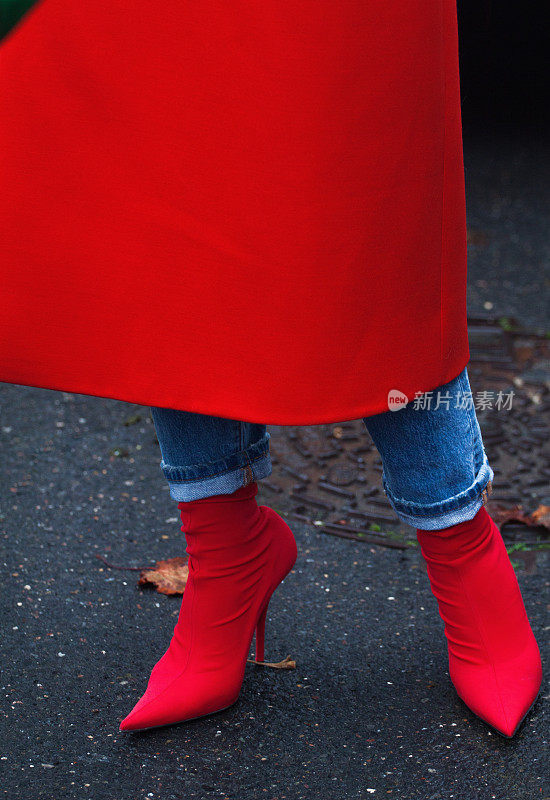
left=0, top=351, right=470, bottom=426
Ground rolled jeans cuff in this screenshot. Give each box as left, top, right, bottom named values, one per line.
left=160, top=432, right=273, bottom=502
left=382, top=453, right=495, bottom=531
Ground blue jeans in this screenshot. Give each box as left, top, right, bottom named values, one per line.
left=149, top=367, right=494, bottom=530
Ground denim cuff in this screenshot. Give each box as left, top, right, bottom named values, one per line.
left=382, top=452, right=495, bottom=531
left=161, top=432, right=273, bottom=502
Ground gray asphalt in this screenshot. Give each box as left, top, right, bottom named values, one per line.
left=1, top=391, right=548, bottom=799
left=465, top=133, right=550, bottom=333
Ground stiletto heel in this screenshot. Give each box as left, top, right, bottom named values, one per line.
left=255, top=600, right=269, bottom=662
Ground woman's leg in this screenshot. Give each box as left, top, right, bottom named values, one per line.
left=120, top=409, right=297, bottom=732
left=149, top=407, right=272, bottom=501
left=363, top=367, right=542, bottom=737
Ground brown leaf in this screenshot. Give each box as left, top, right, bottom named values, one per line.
left=246, top=654, right=296, bottom=670
left=488, top=503, right=533, bottom=527
left=138, top=557, right=188, bottom=595
left=487, top=502, right=550, bottom=532
left=530, top=505, right=550, bottom=531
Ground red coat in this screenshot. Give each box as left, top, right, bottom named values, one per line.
left=0, top=0, right=469, bottom=425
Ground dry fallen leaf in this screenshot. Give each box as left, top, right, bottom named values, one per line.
left=531, top=505, right=550, bottom=530
left=488, top=504, right=533, bottom=527
left=487, top=502, right=550, bottom=532
left=138, top=557, right=189, bottom=595
left=246, top=654, right=296, bottom=670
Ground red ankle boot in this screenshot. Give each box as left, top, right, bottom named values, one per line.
left=119, top=481, right=297, bottom=732
left=417, top=506, right=542, bottom=737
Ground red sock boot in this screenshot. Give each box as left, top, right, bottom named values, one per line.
left=417, top=506, right=542, bottom=737
left=119, top=481, right=297, bottom=732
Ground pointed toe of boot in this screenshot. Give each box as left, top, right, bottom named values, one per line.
left=119, top=681, right=239, bottom=732
left=451, top=643, right=543, bottom=738
left=119, top=702, right=180, bottom=733
left=119, top=708, right=143, bottom=732
left=496, top=683, right=541, bottom=739
left=456, top=679, right=541, bottom=738
left=119, top=688, right=187, bottom=732
left=119, top=690, right=159, bottom=732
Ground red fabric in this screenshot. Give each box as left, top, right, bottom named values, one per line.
left=417, top=507, right=542, bottom=737
left=0, top=1, right=469, bottom=424
left=119, top=482, right=297, bottom=732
